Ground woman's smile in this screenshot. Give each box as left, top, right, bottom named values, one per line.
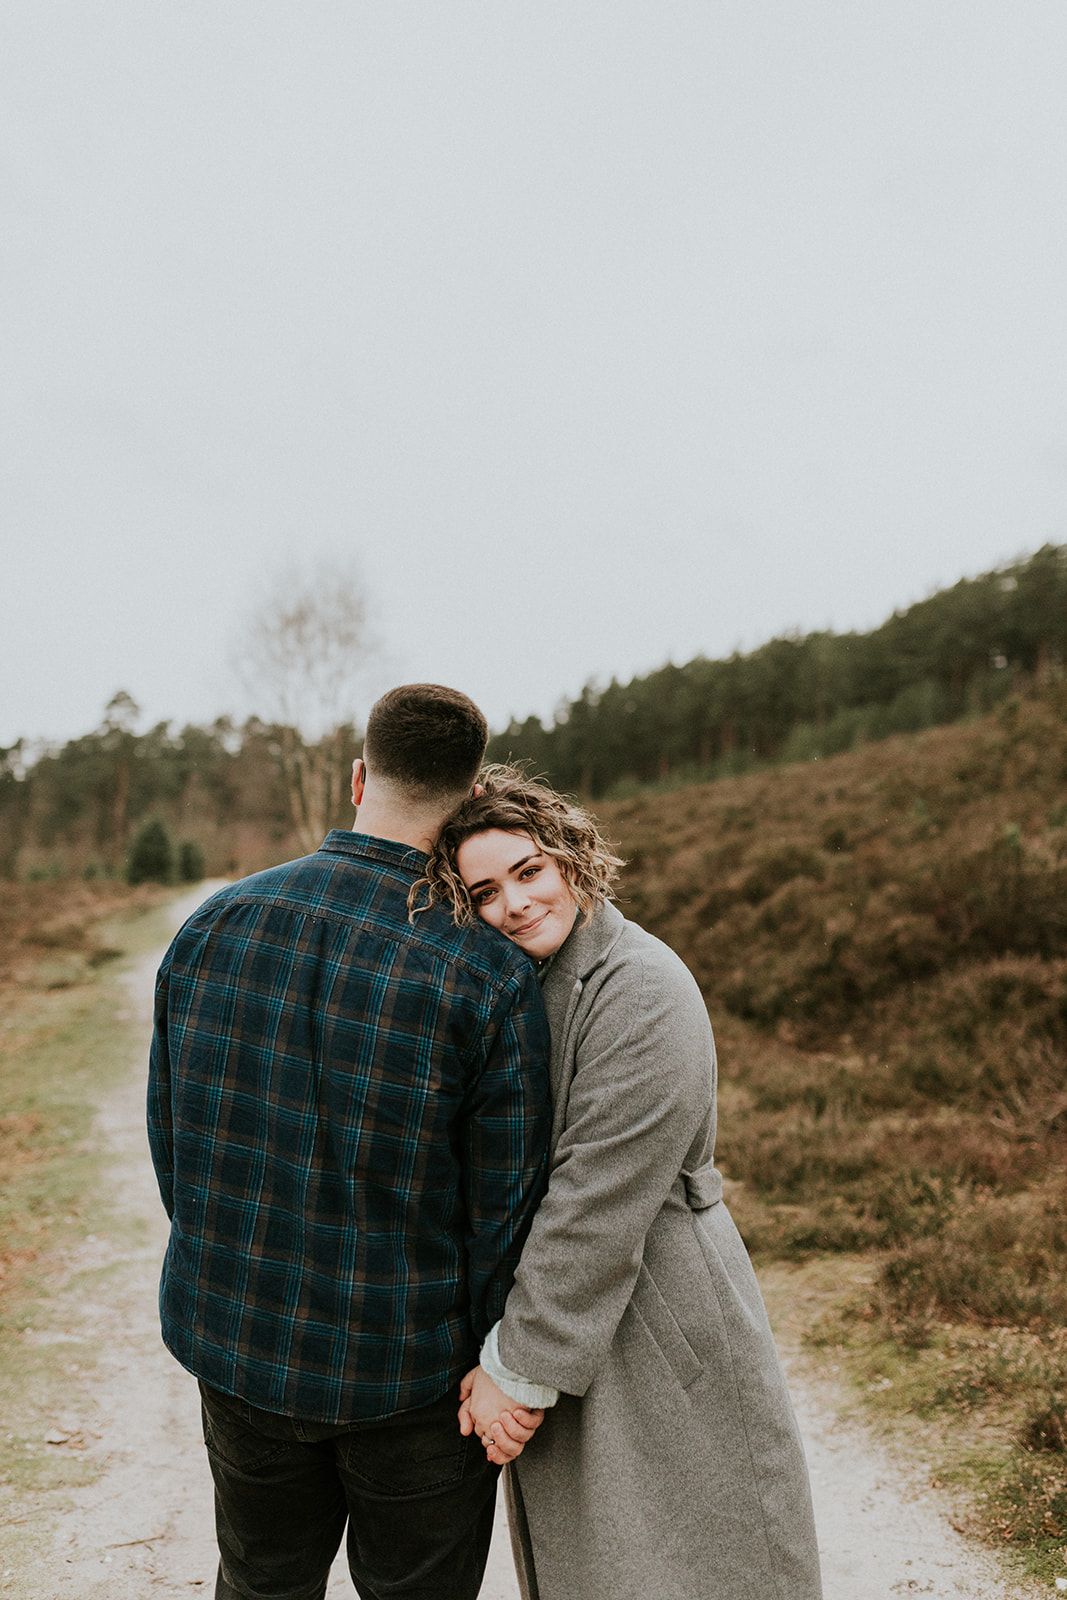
left=455, top=829, right=577, bottom=959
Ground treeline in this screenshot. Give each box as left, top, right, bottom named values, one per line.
left=2, top=544, right=1065, bottom=878
left=0, top=693, right=311, bottom=880
left=487, top=543, right=1067, bottom=794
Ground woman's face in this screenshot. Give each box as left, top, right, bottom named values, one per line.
left=456, top=829, right=578, bottom=960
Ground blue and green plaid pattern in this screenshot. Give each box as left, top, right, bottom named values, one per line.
left=148, top=830, right=551, bottom=1424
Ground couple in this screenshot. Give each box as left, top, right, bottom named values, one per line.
left=148, top=683, right=822, bottom=1600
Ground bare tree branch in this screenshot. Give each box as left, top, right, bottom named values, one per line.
left=234, top=561, right=378, bottom=850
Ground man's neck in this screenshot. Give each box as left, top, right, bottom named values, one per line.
left=350, top=802, right=444, bottom=857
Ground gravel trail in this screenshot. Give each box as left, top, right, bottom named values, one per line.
left=30, top=887, right=1043, bottom=1599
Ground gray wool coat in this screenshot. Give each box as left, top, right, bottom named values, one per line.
left=497, top=901, right=823, bottom=1600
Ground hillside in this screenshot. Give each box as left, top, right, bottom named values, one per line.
left=600, top=683, right=1067, bottom=1570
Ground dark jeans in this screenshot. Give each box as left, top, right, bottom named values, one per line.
left=199, top=1382, right=499, bottom=1600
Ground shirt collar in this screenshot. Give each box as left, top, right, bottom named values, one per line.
left=319, top=829, right=429, bottom=877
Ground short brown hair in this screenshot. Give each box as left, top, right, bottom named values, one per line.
left=363, top=684, right=488, bottom=802
left=411, top=763, right=624, bottom=923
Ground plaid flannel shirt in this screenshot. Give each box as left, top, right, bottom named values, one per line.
left=147, top=830, right=551, bottom=1424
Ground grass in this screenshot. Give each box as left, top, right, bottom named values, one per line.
left=602, top=682, right=1067, bottom=1577
left=809, top=1298, right=1067, bottom=1580
left=760, top=1258, right=1067, bottom=1584
left=0, top=882, right=171, bottom=1563
left=0, top=885, right=167, bottom=1296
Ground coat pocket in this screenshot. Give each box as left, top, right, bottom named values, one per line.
left=630, top=1263, right=703, bottom=1390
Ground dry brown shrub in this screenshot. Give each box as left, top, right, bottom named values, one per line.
left=0, top=881, right=141, bottom=981
left=875, top=1180, right=1067, bottom=1331
left=1022, top=1398, right=1067, bottom=1455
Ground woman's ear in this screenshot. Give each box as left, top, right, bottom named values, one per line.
left=471, top=782, right=485, bottom=798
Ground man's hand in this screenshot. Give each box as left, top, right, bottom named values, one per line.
left=457, top=1366, right=544, bottom=1465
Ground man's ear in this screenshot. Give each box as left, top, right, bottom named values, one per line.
left=351, top=758, right=366, bottom=808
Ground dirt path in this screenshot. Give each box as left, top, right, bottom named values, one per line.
left=36, top=888, right=1043, bottom=1598
left=789, top=1367, right=1042, bottom=1599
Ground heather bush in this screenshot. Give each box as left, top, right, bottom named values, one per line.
left=739, top=844, right=825, bottom=905
left=908, top=832, right=1067, bottom=962
left=719, top=1108, right=888, bottom=1201
left=1021, top=1397, right=1067, bottom=1455
left=874, top=1182, right=1067, bottom=1331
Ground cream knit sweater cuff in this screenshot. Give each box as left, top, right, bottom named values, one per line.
left=480, top=1322, right=560, bottom=1410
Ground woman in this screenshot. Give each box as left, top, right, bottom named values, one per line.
left=416, top=767, right=823, bottom=1600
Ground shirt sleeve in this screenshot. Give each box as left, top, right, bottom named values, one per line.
left=145, top=947, right=175, bottom=1219
left=496, top=946, right=714, bottom=1396
left=462, top=961, right=553, bottom=1342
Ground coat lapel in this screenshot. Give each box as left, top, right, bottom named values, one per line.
left=542, top=974, right=582, bottom=1147
left=539, top=902, right=627, bottom=1150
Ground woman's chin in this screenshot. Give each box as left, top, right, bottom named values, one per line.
left=509, top=911, right=576, bottom=961
left=511, top=931, right=560, bottom=960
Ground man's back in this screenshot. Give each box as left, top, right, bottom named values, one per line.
left=148, top=828, right=551, bottom=1424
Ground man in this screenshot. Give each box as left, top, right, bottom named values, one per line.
left=148, top=684, right=552, bottom=1600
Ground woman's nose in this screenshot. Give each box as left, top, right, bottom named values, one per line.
left=504, top=884, right=531, bottom=919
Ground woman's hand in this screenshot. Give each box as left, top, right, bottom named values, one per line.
left=458, top=1366, right=544, bottom=1464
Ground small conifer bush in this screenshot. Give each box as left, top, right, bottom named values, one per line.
left=177, top=840, right=205, bottom=882
left=126, top=819, right=174, bottom=885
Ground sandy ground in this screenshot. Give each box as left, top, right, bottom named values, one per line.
left=28, top=886, right=1044, bottom=1599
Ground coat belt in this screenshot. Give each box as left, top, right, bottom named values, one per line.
left=683, top=1158, right=723, bottom=1210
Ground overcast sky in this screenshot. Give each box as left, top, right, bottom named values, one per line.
left=4, top=1, right=1066, bottom=748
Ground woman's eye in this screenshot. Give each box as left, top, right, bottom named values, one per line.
left=519, top=864, right=541, bottom=880
left=472, top=888, right=495, bottom=905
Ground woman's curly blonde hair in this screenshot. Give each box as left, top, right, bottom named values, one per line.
left=409, top=763, right=624, bottom=926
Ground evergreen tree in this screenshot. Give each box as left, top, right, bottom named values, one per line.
left=127, top=819, right=175, bottom=885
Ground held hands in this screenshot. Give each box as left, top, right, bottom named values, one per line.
left=458, top=1366, right=544, bottom=1465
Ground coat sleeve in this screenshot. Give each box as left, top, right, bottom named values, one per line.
left=496, top=941, right=714, bottom=1395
